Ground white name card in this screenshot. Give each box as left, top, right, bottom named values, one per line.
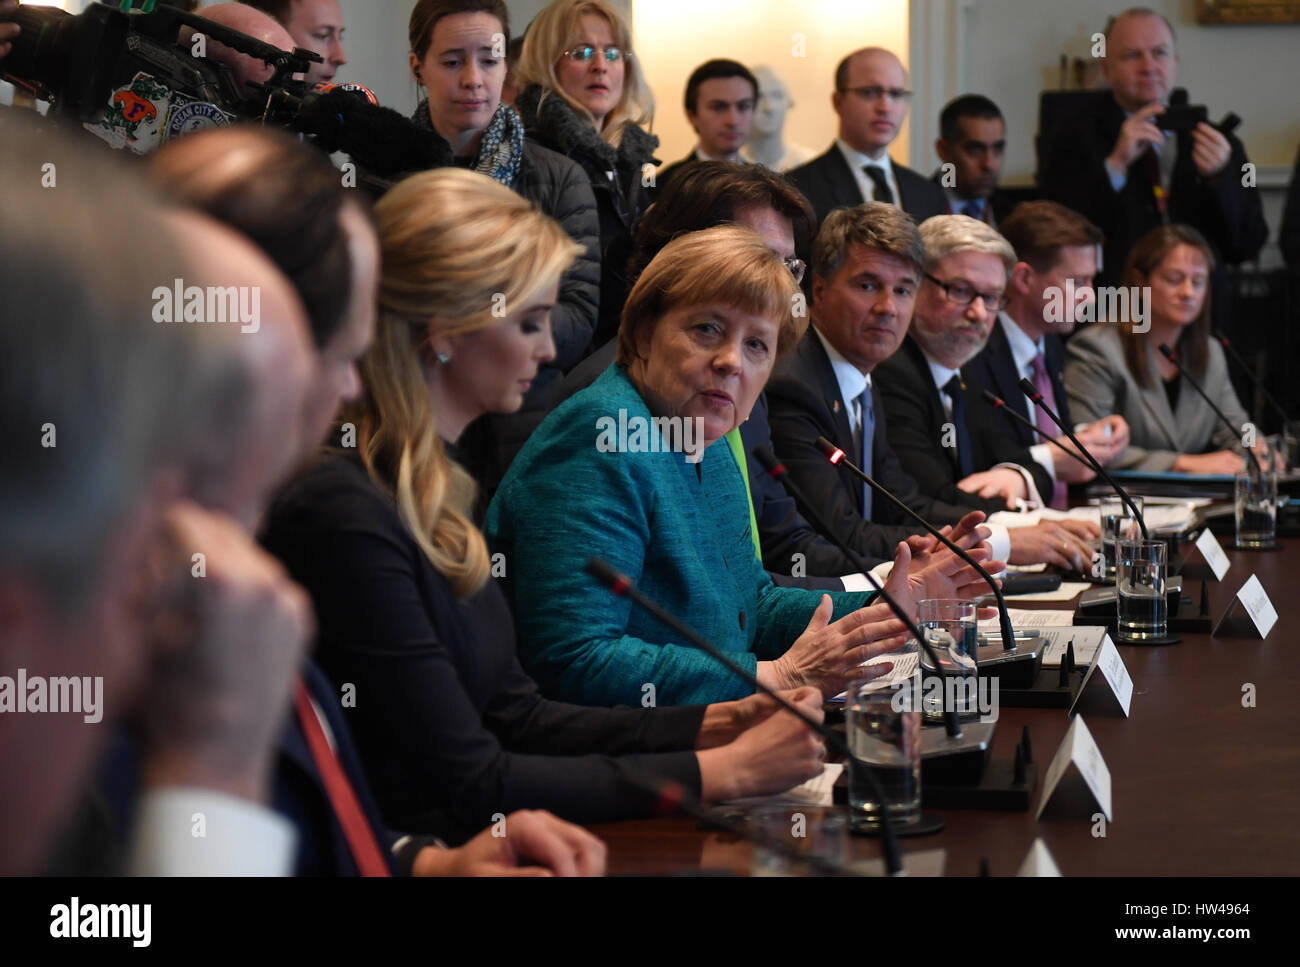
left=1213, top=573, right=1278, bottom=639
left=1069, top=634, right=1133, bottom=717
left=1016, top=838, right=1063, bottom=877
left=1194, top=528, right=1231, bottom=581
left=1036, top=715, right=1112, bottom=822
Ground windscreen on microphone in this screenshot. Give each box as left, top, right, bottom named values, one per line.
left=583, top=557, right=629, bottom=595
left=752, top=444, right=783, bottom=477
left=814, top=436, right=848, bottom=464
left=1017, top=376, right=1043, bottom=403
left=1158, top=343, right=1177, bottom=362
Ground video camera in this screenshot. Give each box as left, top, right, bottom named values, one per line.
left=1, top=0, right=450, bottom=187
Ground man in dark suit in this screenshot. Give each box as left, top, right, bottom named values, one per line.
left=1038, top=9, right=1266, bottom=294
left=655, top=59, right=758, bottom=194
left=965, top=201, right=1130, bottom=508
left=788, top=47, right=946, bottom=228
left=932, top=94, right=1019, bottom=228
left=767, top=203, right=1097, bottom=572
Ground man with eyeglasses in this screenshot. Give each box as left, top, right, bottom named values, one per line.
left=655, top=59, right=758, bottom=194
left=872, top=215, right=1068, bottom=516
left=789, top=47, right=946, bottom=229
left=767, top=203, right=1096, bottom=573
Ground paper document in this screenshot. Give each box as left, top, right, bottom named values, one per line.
left=830, top=651, right=918, bottom=702
left=725, top=762, right=843, bottom=807
left=978, top=608, right=1074, bottom=629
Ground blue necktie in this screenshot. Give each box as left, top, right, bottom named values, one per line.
left=943, top=374, right=974, bottom=478
left=853, top=389, right=874, bottom=519
left=961, top=199, right=984, bottom=220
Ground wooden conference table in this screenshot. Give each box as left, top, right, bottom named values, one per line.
left=586, top=532, right=1300, bottom=876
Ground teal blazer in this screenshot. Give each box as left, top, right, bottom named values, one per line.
left=486, top=364, right=875, bottom=706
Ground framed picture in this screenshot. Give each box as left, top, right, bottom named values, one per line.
left=1197, top=0, right=1300, bottom=23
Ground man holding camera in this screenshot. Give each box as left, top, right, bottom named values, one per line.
left=1039, top=7, right=1266, bottom=291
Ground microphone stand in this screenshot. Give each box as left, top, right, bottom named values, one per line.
left=585, top=558, right=906, bottom=875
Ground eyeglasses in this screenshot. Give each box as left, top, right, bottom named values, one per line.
left=839, top=86, right=912, bottom=103
left=783, top=257, right=806, bottom=285
left=923, top=272, right=1007, bottom=312
left=562, top=45, right=628, bottom=64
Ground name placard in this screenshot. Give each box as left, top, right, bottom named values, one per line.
left=1069, top=635, right=1133, bottom=717
left=1036, top=715, right=1112, bottom=822
left=1212, top=573, right=1278, bottom=639
left=1194, top=528, right=1231, bottom=581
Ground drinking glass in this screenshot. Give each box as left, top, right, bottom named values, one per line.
left=1115, top=539, right=1166, bottom=640
left=750, top=805, right=848, bottom=876
left=845, top=679, right=922, bottom=831
left=1234, top=470, right=1277, bottom=548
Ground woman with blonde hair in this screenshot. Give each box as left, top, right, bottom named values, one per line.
left=261, top=168, right=830, bottom=840
left=514, top=0, right=659, bottom=347
left=488, top=224, right=922, bottom=708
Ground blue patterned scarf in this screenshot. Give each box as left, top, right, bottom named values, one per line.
left=412, top=98, right=524, bottom=187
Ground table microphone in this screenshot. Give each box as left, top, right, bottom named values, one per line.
left=1016, top=377, right=1149, bottom=540
left=811, top=436, right=1018, bottom=658
left=585, top=557, right=905, bottom=875
left=752, top=445, right=964, bottom=739
left=1212, top=330, right=1290, bottom=428
left=1157, top=344, right=1248, bottom=447
left=981, top=390, right=1095, bottom=473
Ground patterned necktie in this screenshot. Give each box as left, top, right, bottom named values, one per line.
left=942, top=374, right=974, bottom=478
left=1138, top=146, right=1167, bottom=220
left=1030, top=352, right=1068, bottom=509
left=853, top=388, right=874, bottom=519
left=863, top=165, right=894, bottom=204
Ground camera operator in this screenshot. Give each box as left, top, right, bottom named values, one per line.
left=1038, top=6, right=1266, bottom=306
left=178, top=2, right=301, bottom=99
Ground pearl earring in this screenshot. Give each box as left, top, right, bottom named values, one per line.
left=436, top=352, right=452, bottom=364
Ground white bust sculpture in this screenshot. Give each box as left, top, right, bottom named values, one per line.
left=741, top=65, right=816, bottom=172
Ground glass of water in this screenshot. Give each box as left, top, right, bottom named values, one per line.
left=1099, top=495, right=1144, bottom=582
left=750, top=805, right=848, bottom=876
left=845, top=678, right=922, bottom=831
left=1234, top=470, right=1277, bottom=548
left=917, top=598, right=978, bottom=717
left=1115, top=539, right=1167, bottom=641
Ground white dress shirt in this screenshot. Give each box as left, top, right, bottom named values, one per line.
left=836, top=139, right=900, bottom=207
left=129, top=788, right=296, bottom=877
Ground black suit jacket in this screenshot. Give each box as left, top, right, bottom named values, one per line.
left=872, top=335, right=1053, bottom=509
left=274, top=661, right=408, bottom=876
left=789, top=145, right=948, bottom=229
left=653, top=152, right=699, bottom=197
left=766, top=330, right=977, bottom=562
left=1280, top=142, right=1300, bottom=269
left=740, top=390, right=872, bottom=585
left=964, top=320, right=1071, bottom=451
left=929, top=174, right=1023, bottom=226
left=1038, top=90, right=1266, bottom=288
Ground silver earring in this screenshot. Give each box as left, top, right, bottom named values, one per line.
left=436, top=352, right=452, bottom=364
